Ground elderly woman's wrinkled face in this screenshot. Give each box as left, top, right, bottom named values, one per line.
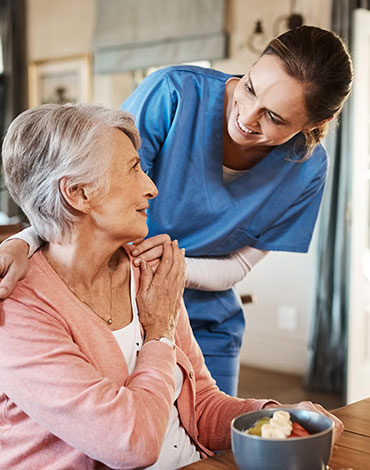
left=90, top=128, right=158, bottom=243
left=227, top=54, right=311, bottom=149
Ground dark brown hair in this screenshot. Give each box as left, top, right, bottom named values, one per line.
left=263, top=25, right=353, bottom=159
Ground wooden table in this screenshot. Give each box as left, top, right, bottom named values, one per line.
left=179, top=398, right=370, bottom=469
left=330, top=397, right=370, bottom=469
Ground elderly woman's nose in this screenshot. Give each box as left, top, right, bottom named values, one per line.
left=145, top=175, right=158, bottom=199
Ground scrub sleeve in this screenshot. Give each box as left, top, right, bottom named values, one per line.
left=121, top=65, right=328, bottom=396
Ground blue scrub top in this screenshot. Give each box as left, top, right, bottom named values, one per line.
left=122, top=65, right=327, bottom=356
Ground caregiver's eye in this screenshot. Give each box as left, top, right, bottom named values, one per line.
left=267, top=112, right=283, bottom=126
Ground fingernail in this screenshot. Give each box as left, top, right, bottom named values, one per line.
left=132, top=249, right=139, bottom=256
left=174, top=239, right=178, bottom=246
left=181, top=248, right=186, bottom=254
left=133, top=258, right=140, bottom=266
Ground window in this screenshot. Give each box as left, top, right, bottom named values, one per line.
left=132, top=60, right=212, bottom=89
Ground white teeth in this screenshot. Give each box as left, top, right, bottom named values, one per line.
left=237, top=115, right=255, bottom=134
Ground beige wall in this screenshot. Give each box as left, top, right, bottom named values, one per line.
left=27, top=0, right=96, bottom=61
left=26, top=0, right=333, bottom=375
left=215, top=0, right=331, bottom=74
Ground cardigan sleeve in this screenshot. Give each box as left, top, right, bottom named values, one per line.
left=0, top=289, right=177, bottom=469
left=174, top=300, right=279, bottom=451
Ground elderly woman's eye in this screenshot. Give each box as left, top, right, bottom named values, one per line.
left=244, top=82, right=253, bottom=94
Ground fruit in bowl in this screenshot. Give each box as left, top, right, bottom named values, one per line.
left=246, top=410, right=311, bottom=439
left=231, top=408, right=334, bottom=470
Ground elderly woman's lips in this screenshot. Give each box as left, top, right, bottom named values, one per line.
left=137, top=208, right=148, bottom=216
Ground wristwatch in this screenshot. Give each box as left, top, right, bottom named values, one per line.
left=155, top=336, right=176, bottom=350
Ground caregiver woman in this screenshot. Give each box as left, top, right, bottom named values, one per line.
left=0, top=26, right=353, bottom=396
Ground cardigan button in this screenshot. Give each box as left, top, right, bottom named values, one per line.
left=189, top=371, right=194, bottom=379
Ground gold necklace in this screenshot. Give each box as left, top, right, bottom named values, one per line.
left=44, top=252, right=114, bottom=327
left=72, top=270, right=114, bottom=327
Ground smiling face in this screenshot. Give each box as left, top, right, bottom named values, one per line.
left=90, top=128, right=158, bottom=244
left=226, top=54, right=311, bottom=150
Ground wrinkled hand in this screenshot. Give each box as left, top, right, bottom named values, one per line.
left=129, top=234, right=176, bottom=273
left=0, top=239, right=29, bottom=299
left=267, top=401, right=344, bottom=443
left=136, top=239, right=186, bottom=343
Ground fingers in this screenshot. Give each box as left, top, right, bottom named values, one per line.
left=137, top=259, right=153, bottom=293
left=312, top=403, right=344, bottom=442
left=0, top=256, right=27, bottom=300
left=155, top=240, right=173, bottom=277
left=136, top=240, right=185, bottom=341
left=132, top=245, right=164, bottom=267
left=168, top=241, right=186, bottom=281
left=154, top=240, right=185, bottom=280
left=131, top=234, right=171, bottom=257
left=279, top=401, right=344, bottom=443
left=0, top=240, right=30, bottom=300
left=131, top=237, right=145, bottom=246
left=299, top=402, right=344, bottom=443
left=130, top=234, right=172, bottom=268
left=0, top=271, right=18, bottom=299
left=147, top=259, right=160, bottom=274
left=134, top=237, right=185, bottom=287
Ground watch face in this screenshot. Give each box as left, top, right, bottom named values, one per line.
left=158, top=337, right=175, bottom=349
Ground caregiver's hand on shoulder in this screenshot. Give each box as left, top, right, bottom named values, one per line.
left=0, top=239, right=29, bottom=299
left=137, top=239, right=186, bottom=343
left=267, top=401, right=344, bottom=443
left=129, top=234, right=176, bottom=273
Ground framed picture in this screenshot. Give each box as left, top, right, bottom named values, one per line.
left=28, top=55, right=92, bottom=107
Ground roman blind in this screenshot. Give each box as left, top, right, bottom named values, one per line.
left=93, top=0, right=227, bottom=73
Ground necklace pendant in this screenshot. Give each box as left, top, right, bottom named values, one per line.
left=107, top=318, right=113, bottom=325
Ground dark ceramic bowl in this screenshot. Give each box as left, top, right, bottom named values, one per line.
left=231, top=408, right=334, bottom=470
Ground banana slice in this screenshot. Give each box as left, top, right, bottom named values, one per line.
left=270, top=418, right=292, bottom=436
left=261, top=424, right=287, bottom=439
left=272, top=411, right=291, bottom=421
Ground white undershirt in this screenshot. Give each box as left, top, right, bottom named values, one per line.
left=222, top=164, right=249, bottom=184
left=185, top=246, right=267, bottom=291
left=112, top=268, right=200, bottom=469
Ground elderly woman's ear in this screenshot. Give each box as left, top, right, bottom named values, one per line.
left=59, top=177, right=91, bottom=214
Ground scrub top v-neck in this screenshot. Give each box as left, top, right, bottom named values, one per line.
left=121, top=65, right=328, bottom=358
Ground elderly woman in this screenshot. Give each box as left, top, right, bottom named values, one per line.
left=0, top=103, right=342, bottom=469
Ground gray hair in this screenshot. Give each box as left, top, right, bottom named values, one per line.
left=2, top=103, right=140, bottom=243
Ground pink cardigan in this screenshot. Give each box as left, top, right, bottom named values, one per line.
left=0, top=250, right=274, bottom=469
